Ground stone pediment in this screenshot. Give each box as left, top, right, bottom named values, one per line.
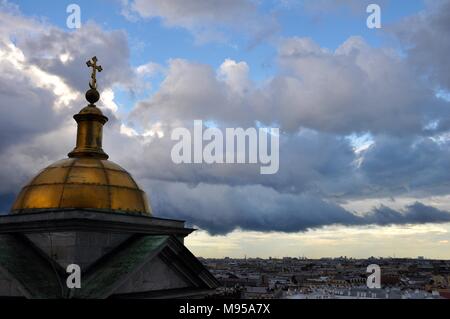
left=73, top=235, right=218, bottom=299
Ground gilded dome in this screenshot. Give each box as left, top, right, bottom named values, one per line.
left=11, top=158, right=151, bottom=215
left=11, top=56, right=151, bottom=216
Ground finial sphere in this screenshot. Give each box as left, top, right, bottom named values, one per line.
left=86, top=88, right=100, bottom=104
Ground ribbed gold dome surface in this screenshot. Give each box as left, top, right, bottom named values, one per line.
left=11, top=56, right=151, bottom=216
left=11, top=158, right=151, bottom=215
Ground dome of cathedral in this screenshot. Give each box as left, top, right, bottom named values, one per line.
left=11, top=56, right=151, bottom=216
left=11, top=158, right=151, bottom=215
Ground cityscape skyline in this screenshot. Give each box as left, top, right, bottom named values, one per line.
left=187, top=226, right=450, bottom=260
left=202, top=254, right=450, bottom=299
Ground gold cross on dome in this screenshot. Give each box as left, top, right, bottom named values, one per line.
left=86, top=56, right=103, bottom=89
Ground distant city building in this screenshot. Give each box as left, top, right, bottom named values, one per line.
left=203, top=256, right=449, bottom=299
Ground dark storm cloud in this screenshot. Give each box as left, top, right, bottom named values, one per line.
left=363, top=202, right=450, bottom=226
left=360, top=136, right=450, bottom=198
left=0, top=70, right=59, bottom=151
left=148, top=181, right=359, bottom=234
left=110, top=128, right=357, bottom=195
left=104, top=130, right=450, bottom=202
left=147, top=181, right=450, bottom=235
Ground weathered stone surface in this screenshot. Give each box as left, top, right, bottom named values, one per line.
left=25, top=232, right=131, bottom=269
left=0, top=270, right=23, bottom=297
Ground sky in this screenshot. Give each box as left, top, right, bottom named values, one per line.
left=1, top=0, right=450, bottom=259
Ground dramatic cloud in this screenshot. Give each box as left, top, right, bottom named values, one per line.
left=148, top=180, right=450, bottom=235
left=15, top=23, right=136, bottom=94
left=269, top=36, right=447, bottom=134
left=364, top=202, right=450, bottom=226
left=0, top=53, right=61, bottom=151
left=360, top=135, right=450, bottom=198
left=131, top=58, right=257, bottom=128
left=391, top=0, right=450, bottom=90
left=133, top=36, right=448, bottom=135
left=0, top=13, right=72, bottom=155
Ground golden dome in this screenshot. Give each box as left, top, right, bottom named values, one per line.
left=11, top=158, right=151, bottom=215
left=11, top=56, right=151, bottom=216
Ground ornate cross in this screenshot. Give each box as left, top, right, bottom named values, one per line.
left=86, top=56, right=103, bottom=89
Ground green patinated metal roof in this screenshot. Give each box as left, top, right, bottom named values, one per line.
left=0, top=234, right=65, bottom=299
left=72, top=235, right=169, bottom=299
